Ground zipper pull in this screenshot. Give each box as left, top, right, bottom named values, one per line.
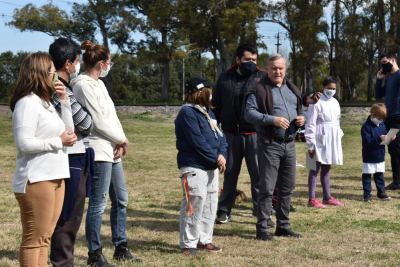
left=237, top=124, right=240, bottom=132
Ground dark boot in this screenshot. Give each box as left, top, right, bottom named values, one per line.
left=87, top=247, right=115, bottom=267
left=113, top=242, right=142, bottom=262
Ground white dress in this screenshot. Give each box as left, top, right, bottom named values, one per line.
left=305, top=94, right=343, bottom=165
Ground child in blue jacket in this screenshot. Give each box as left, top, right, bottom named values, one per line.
left=361, top=103, right=394, bottom=202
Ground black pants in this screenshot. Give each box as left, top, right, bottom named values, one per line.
left=218, top=134, right=260, bottom=215
left=385, top=117, right=400, bottom=185
left=50, top=167, right=88, bottom=267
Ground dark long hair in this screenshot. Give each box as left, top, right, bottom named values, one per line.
left=9, top=52, right=55, bottom=111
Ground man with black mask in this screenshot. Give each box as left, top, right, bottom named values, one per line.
left=212, top=44, right=268, bottom=224
left=375, top=52, right=400, bottom=190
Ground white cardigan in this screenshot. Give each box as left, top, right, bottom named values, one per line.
left=71, top=74, right=126, bottom=162
left=12, top=94, right=72, bottom=193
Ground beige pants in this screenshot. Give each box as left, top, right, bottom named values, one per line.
left=179, top=167, right=219, bottom=248
left=15, top=179, right=65, bottom=267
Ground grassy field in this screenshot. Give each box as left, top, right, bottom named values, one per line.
left=1, top=108, right=400, bottom=267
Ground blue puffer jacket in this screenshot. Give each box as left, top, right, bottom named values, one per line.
left=175, top=105, right=228, bottom=170
left=361, top=116, right=387, bottom=163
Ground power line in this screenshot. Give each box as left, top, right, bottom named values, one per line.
left=1, top=14, right=13, bottom=18
left=0, top=0, right=23, bottom=7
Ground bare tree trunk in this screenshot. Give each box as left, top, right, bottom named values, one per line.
left=306, top=64, right=314, bottom=95
left=212, top=48, right=219, bottom=81
left=198, top=52, right=202, bottom=78
left=98, top=23, right=114, bottom=99
left=160, top=60, right=170, bottom=101
left=215, top=16, right=231, bottom=72
left=334, top=0, right=341, bottom=102
left=378, top=0, right=387, bottom=65
left=367, top=54, right=374, bottom=102
left=291, top=40, right=298, bottom=86
left=160, top=30, right=170, bottom=101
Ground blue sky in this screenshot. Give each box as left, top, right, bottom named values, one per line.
left=0, top=0, right=290, bottom=56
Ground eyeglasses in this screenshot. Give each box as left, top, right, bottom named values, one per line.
left=103, top=60, right=114, bottom=68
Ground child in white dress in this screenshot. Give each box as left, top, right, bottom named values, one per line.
left=305, top=76, right=344, bottom=208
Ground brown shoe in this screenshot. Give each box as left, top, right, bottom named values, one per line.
left=197, top=243, right=222, bottom=252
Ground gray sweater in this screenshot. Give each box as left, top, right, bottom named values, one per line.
left=245, top=83, right=307, bottom=139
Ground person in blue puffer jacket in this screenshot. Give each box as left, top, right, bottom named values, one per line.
left=361, top=103, right=395, bottom=202
left=175, top=77, right=228, bottom=255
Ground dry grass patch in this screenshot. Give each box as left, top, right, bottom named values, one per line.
left=1, top=109, right=400, bottom=266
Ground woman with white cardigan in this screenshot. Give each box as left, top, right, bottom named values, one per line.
left=71, top=40, right=142, bottom=266
left=9, top=52, right=77, bottom=267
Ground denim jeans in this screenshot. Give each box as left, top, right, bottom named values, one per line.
left=362, top=172, right=386, bottom=197
left=86, top=161, right=129, bottom=252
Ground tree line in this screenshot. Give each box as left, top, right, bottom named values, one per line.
left=2, top=0, right=400, bottom=103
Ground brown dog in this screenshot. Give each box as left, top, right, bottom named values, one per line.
left=234, top=189, right=248, bottom=204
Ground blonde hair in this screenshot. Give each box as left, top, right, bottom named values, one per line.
left=370, top=103, right=387, bottom=119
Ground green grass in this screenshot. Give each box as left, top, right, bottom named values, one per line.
left=1, top=107, right=400, bottom=266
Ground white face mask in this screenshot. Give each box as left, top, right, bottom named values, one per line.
left=99, top=63, right=111, bottom=78
left=324, top=89, right=336, bottom=99
left=209, top=95, right=212, bottom=101
left=371, top=117, right=383, bottom=126
left=69, top=61, right=80, bottom=79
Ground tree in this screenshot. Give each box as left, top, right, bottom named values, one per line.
left=120, top=0, right=186, bottom=101
left=180, top=0, right=267, bottom=75
left=260, top=0, right=328, bottom=94
left=0, top=51, right=30, bottom=103
left=6, top=2, right=96, bottom=41
left=7, top=0, right=137, bottom=99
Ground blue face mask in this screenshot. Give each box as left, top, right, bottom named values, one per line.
left=239, top=61, right=257, bottom=76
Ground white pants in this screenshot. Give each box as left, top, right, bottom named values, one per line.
left=179, top=166, right=219, bottom=248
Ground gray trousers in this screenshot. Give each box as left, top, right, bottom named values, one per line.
left=218, top=134, right=259, bottom=215
left=256, top=140, right=296, bottom=233
left=179, top=167, right=218, bottom=248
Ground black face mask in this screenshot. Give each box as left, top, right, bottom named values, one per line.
left=239, top=61, right=257, bottom=76
left=382, top=62, right=393, bottom=75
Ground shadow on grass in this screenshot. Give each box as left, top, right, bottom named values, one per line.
left=129, top=239, right=179, bottom=254
left=293, top=188, right=362, bottom=201
left=213, top=227, right=256, bottom=240
left=0, top=249, right=19, bottom=261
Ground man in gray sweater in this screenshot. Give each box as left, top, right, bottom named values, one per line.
left=245, top=53, right=306, bottom=241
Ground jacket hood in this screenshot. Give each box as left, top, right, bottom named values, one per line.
left=70, top=73, right=100, bottom=89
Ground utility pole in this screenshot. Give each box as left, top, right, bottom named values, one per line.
left=275, top=30, right=282, bottom=54
left=182, top=58, right=185, bottom=101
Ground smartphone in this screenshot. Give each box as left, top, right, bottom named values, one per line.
left=52, top=72, right=58, bottom=86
